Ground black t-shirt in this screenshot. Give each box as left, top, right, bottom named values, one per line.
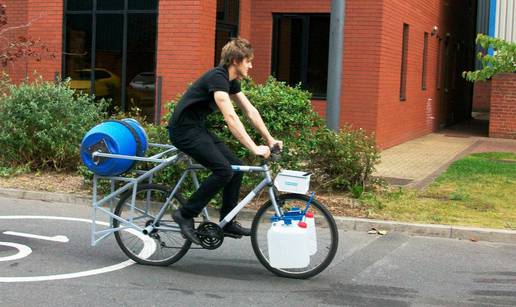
left=169, top=65, right=241, bottom=128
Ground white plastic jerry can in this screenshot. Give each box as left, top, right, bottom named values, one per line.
left=267, top=220, right=310, bottom=269
left=305, top=212, right=317, bottom=255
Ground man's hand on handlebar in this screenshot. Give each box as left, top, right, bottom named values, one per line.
left=253, top=145, right=271, bottom=159
left=267, top=139, right=283, bottom=151
left=253, top=139, right=283, bottom=159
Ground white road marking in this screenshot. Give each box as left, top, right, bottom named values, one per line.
left=0, top=215, right=156, bottom=283
left=3, top=231, right=69, bottom=243
left=0, top=242, right=32, bottom=262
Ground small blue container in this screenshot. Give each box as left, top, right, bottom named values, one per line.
left=270, top=207, right=305, bottom=224
left=80, top=119, right=148, bottom=176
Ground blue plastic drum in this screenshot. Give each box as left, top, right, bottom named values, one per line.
left=80, top=119, right=148, bottom=176
left=121, top=118, right=148, bottom=155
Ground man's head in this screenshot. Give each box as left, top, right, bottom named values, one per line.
left=220, top=37, right=254, bottom=79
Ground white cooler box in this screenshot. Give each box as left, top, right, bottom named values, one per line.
left=274, top=170, right=311, bottom=194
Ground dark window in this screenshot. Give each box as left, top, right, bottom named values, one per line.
left=437, top=38, right=442, bottom=90
left=63, top=0, right=158, bottom=120
left=400, top=23, right=409, bottom=101
left=272, top=14, right=330, bottom=99
left=214, top=0, right=239, bottom=65
left=64, top=14, right=92, bottom=81
left=76, top=70, right=92, bottom=80
left=97, top=0, right=124, bottom=10
left=95, top=70, right=111, bottom=79
left=66, top=0, right=92, bottom=11
left=129, top=0, right=157, bottom=10
left=422, top=32, right=428, bottom=90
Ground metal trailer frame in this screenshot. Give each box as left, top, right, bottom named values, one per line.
left=89, top=142, right=211, bottom=246
left=88, top=143, right=290, bottom=248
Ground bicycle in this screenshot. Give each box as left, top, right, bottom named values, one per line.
left=110, top=149, right=339, bottom=279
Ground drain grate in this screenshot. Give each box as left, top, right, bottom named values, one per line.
left=378, top=177, right=413, bottom=186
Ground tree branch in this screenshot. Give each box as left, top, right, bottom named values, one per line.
left=0, top=13, right=43, bottom=37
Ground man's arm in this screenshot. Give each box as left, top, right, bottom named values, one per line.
left=231, top=92, right=280, bottom=147
left=214, top=91, right=270, bottom=157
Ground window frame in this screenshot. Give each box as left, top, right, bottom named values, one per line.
left=271, top=13, right=330, bottom=100
left=422, top=32, right=428, bottom=91
left=214, top=0, right=240, bottom=65
left=400, top=23, right=409, bottom=101
left=62, top=0, right=158, bottom=112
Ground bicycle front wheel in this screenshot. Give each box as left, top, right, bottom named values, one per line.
left=251, top=193, right=339, bottom=279
left=113, top=184, right=191, bottom=266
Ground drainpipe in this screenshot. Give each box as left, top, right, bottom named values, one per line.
left=475, top=0, right=489, bottom=69
left=326, top=0, right=345, bottom=131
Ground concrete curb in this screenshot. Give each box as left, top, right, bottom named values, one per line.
left=1, top=187, right=515, bottom=244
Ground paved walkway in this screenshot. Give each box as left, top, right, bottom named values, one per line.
left=374, top=130, right=516, bottom=189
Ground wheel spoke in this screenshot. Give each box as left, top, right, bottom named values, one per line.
left=251, top=194, right=338, bottom=279
left=113, top=184, right=191, bottom=266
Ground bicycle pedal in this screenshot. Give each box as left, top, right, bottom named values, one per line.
left=223, top=231, right=243, bottom=239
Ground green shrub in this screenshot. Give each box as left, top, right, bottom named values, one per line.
left=168, top=77, right=325, bottom=165
left=463, top=34, right=516, bottom=82
left=79, top=76, right=380, bottom=196
left=161, top=77, right=326, bottom=190
left=0, top=77, right=107, bottom=170
left=309, top=126, right=380, bottom=191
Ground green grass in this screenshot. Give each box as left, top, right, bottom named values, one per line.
left=363, top=152, right=516, bottom=229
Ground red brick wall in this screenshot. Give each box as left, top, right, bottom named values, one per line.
left=3, top=0, right=28, bottom=82
left=489, top=73, right=516, bottom=139
left=4, top=0, right=61, bottom=83
left=248, top=1, right=332, bottom=123
left=0, top=0, right=27, bottom=82
left=247, top=0, right=473, bottom=148
left=311, top=99, right=327, bottom=118
left=249, top=0, right=330, bottom=84
left=239, top=0, right=251, bottom=40
left=4, top=0, right=477, bottom=148
left=26, top=0, right=62, bottom=81
left=2, top=1, right=28, bottom=34
left=375, top=0, right=474, bottom=148
left=339, top=0, right=382, bottom=135
left=376, top=0, right=441, bottom=148
left=156, top=0, right=217, bottom=116
left=472, top=80, right=491, bottom=111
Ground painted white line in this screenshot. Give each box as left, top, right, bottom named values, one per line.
left=3, top=231, right=69, bottom=243
left=0, top=242, right=32, bottom=262
left=0, top=215, right=156, bottom=283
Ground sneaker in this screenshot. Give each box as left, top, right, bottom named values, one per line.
left=223, top=220, right=251, bottom=238
left=172, top=210, right=201, bottom=245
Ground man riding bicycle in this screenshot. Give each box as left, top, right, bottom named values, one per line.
left=168, top=38, right=283, bottom=245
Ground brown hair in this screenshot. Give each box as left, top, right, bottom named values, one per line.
left=219, top=37, right=254, bottom=67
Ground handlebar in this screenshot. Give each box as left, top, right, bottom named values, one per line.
left=269, top=143, right=282, bottom=162
left=259, top=143, right=282, bottom=165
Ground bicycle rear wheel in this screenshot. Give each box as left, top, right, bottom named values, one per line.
left=251, top=193, right=338, bottom=279
left=113, top=184, right=191, bottom=266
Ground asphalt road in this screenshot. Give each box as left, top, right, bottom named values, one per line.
left=1, top=197, right=515, bottom=306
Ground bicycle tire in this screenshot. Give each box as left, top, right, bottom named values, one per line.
left=113, top=184, right=191, bottom=266
left=251, top=193, right=338, bottom=279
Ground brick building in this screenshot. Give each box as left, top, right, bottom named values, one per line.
left=3, top=0, right=482, bottom=148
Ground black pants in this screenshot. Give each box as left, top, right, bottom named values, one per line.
left=169, top=125, right=243, bottom=220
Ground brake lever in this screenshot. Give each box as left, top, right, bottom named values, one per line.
left=270, top=143, right=282, bottom=162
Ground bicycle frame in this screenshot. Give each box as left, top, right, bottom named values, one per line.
left=142, top=158, right=282, bottom=235
left=89, top=143, right=282, bottom=246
